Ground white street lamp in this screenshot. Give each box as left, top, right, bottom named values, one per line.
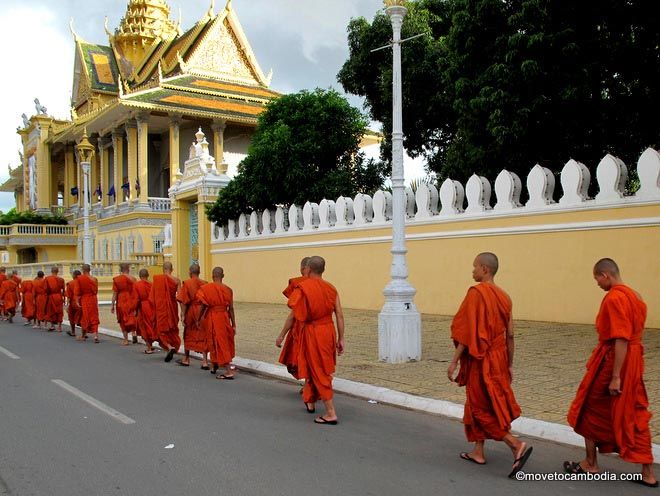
left=77, top=129, right=95, bottom=265
left=378, top=0, right=421, bottom=363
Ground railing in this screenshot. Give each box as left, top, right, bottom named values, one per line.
left=134, top=252, right=164, bottom=267
left=0, top=226, right=11, bottom=236
left=148, top=197, right=172, bottom=212
left=212, top=148, right=660, bottom=242
left=152, top=233, right=165, bottom=253
left=10, top=224, right=76, bottom=236
left=6, top=260, right=150, bottom=279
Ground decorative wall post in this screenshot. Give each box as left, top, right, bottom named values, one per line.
left=378, top=0, right=421, bottom=363
left=77, top=129, right=95, bottom=265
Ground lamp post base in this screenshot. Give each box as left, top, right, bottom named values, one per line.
left=378, top=281, right=421, bottom=363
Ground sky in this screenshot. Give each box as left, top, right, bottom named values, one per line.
left=0, top=0, right=426, bottom=213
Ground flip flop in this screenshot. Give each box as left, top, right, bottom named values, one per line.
left=175, top=359, right=190, bottom=367
left=460, top=452, right=486, bottom=465
left=94, top=338, right=100, bottom=344
left=164, top=349, right=175, bottom=362
left=66, top=331, right=75, bottom=337
left=216, top=374, right=234, bottom=380
left=563, top=461, right=587, bottom=474
left=632, top=479, right=660, bottom=488
left=143, top=350, right=155, bottom=355
left=508, top=446, right=533, bottom=478
left=305, top=403, right=316, bottom=414
left=132, top=336, right=138, bottom=344
left=314, top=416, right=338, bottom=425
left=200, top=365, right=210, bottom=370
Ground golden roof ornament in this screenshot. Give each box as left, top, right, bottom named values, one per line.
left=384, top=0, right=408, bottom=6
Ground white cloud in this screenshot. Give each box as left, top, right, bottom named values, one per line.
left=0, top=5, right=73, bottom=212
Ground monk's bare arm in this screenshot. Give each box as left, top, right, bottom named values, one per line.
left=276, top=311, right=295, bottom=347
left=110, top=290, right=118, bottom=314
left=196, top=304, right=207, bottom=328
left=335, top=295, right=345, bottom=355
left=506, top=315, right=515, bottom=368
left=609, top=338, right=629, bottom=395
left=447, top=343, right=466, bottom=382
left=229, top=303, right=236, bottom=332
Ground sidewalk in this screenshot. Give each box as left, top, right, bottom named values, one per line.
left=98, top=302, right=660, bottom=444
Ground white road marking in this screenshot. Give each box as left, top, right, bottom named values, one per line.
left=0, top=345, right=20, bottom=359
left=51, top=379, right=136, bottom=425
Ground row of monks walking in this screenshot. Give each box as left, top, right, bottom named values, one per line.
left=0, top=255, right=656, bottom=485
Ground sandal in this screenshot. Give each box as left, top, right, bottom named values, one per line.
left=314, top=416, right=338, bottom=425
left=94, top=338, right=100, bottom=344
left=508, top=446, right=533, bottom=478
left=216, top=374, right=234, bottom=380
left=563, top=461, right=586, bottom=474
left=305, top=403, right=316, bottom=414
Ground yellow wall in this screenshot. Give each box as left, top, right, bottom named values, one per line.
left=211, top=204, right=660, bottom=327
left=36, top=245, right=77, bottom=262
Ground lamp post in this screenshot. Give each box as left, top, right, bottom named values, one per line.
left=77, top=129, right=95, bottom=265
left=378, top=0, right=421, bottom=363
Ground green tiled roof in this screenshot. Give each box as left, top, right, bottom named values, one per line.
left=80, top=42, right=119, bottom=93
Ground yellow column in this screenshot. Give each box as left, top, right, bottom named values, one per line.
left=171, top=199, right=190, bottom=278
left=35, top=118, right=52, bottom=212
left=90, top=140, right=99, bottom=206
left=51, top=159, right=59, bottom=210
left=99, top=138, right=110, bottom=207
left=64, top=146, right=74, bottom=209
left=112, top=129, right=124, bottom=206
left=196, top=200, right=213, bottom=280
left=136, top=113, right=149, bottom=204
left=125, top=121, right=138, bottom=203
left=169, top=115, right=182, bottom=185
left=211, top=119, right=228, bottom=174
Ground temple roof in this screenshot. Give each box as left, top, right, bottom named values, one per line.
left=77, top=41, right=120, bottom=94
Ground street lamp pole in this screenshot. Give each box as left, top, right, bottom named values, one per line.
left=378, top=0, right=421, bottom=363
left=76, top=129, right=95, bottom=265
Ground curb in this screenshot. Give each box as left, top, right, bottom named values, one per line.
left=97, top=326, right=660, bottom=460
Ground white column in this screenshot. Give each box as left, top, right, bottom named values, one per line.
left=378, top=2, right=421, bottom=363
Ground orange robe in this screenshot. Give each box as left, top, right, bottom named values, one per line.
left=75, top=274, right=99, bottom=333
left=0, top=278, right=20, bottom=313
left=177, top=277, right=207, bottom=353
left=135, top=280, right=157, bottom=343
left=112, top=274, right=137, bottom=333
left=288, top=278, right=338, bottom=403
left=278, top=276, right=307, bottom=378
left=20, top=280, right=35, bottom=320
left=44, top=275, right=65, bottom=324
left=66, top=279, right=81, bottom=327
left=567, top=284, right=653, bottom=464
left=451, top=283, right=521, bottom=442
left=150, top=274, right=180, bottom=351
left=0, top=273, right=6, bottom=313
left=196, top=283, right=234, bottom=366
left=33, top=278, right=48, bottom=322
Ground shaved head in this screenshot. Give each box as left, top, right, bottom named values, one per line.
left=139, top=268, right=149, bottom=279
left=308, top=256, right=325, bottom=275
left=72, top=270, right=81, bottom=278
left=476, top=252, right=499, bottom=275
left=51, top=266, right=59, bottom=274
left=301, top=257, right=311, bottom=268
left=37, top=270, right=44, bottom=278
left=163, top=261, right=173, bottom=273
left=189, top=264, right=201, bottom=276
left=212, top=267, right=224, bottom=280
left=81, top=264, right=91, bottom=274
left=119, top=263, right=130, bottom=273
left=11, top=270, right=18, bottom=276
left=594, top=258, right=620, bottom=276
left=0, top=267, right=5, bottom=273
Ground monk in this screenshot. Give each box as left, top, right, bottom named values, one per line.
left=565, top=258, right=657, bottom=487
left=111, top=263, right=137, bottom=346
left=65, top=270, right=82, bottom=337
left=0, top=266, right=6, bottom=319
left=33, top=271, right=48, bottom=329
left=196, top=267, right=236, bottom=379
left=0, top=271, right=21, bottom=323
left=75, top=264, right=100, bottom=343
left=276, top=257, right=311, bottom=379
left=44, top=266, right=66, bottom=332
left=149, top=261, right=180, bottom=362
left=135, top=269, right=157, bottom=354
left=284, top=256, right=344, bottom=424
left=20, top=276, right=35, bottom=326
left=176, top=264, right=208, bottom=368
left=448, top=252, right=532, bottom=478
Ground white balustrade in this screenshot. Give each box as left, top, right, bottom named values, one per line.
left=288, top=205, right=303, bottom=232
left=274, top=207, right=288, bottom=233
left=261, top=210, right=274, bottom=235
left=494, top=170, right=522, bottom=211
left=439, top=178, right=465, bottom=215
left=465, top=174, right=492, bottom=213
left=148, top=197, right=172, bottom=211
left=353, top=193, right=374, bottom=225
left=595, top=154, right=627, bottom=202
left=636, top=148, right=660, bottom=199
left=335, top=196, right=355, bottom=226
left=237, top=213, right=248, bottom=238
left=372, top=190, right=393, bottom=223
left=302, top=202, right=320, bottom=231
left=318, top=199, right=336, bottom=229
left=249, top=211, right=261, bottom=237
left=559, top=159, right=590, bottom=205
left=414, top=183, right=439, bottom=219
left=227, top=219, right=237, bottom=240
left=526, top=165, right=555, bottom=208
left=404, top=187, right=415, bottom=218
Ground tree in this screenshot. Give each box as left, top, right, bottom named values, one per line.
left=206, top=89, right=387, bottom=225
left=0, top=208, right=68, bottom=226
left=338, top=0, right=660, bottom=187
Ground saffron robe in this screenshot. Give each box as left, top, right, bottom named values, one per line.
left=135, top=280, right=157, bottom=343
left=278, top=276, right=307, bottom=378
left=0, top=277, right=20, bottom=313
left=33, top=278, right=48, bottom=322
left=288, top=278, right=338, bottom=403
left=112, top=274, right=137, bottom=333
left=150, top=274, right=180, bottom=351
left=177, top=277, right=207, bottom=353
left=0, top=273, right=6, bottom=312
left=451, top=283, right=521, bottom=442
left=20, top=280, right=35, bottom=320
left=196, top=282, right=234, bottom=365
left=66, top=279, right=81, bottom=327
left=567, top=284, right=653, bottom=464
left=75, top=274, right=99, bottom=333
left=44, top=275, right=65, bottom=324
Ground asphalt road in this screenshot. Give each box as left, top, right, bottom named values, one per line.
left=0, top=318, right=655, bottom=496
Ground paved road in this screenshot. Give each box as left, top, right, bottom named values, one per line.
left=0, top=319, right=655, bottom=496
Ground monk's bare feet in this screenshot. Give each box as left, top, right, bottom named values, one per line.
left=121, top=339, right=129, bottom=346
left=460, top=451, right=486, bottom=464
left=314, top=416, right=338, bottom=425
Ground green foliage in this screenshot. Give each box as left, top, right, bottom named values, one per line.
left=206, top=88, right=388, bottom=225
left=0, top=208, right=68, bottom=226
left=338, top=0, right=660, bottom=186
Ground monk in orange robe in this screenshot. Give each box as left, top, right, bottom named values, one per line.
left=196, top=267, right=236, bottom=379
left=111, top=263, right=137, bottom=346
left=0, top=267, right=7, bottom=319
left=285, top=256, right=345, bottom=424
left=176, top=264, right=208, bottom=368
left=565, top=258, right=657, bottom=487
left=0, top=271, right=21, bottom=323
left=276, top=257, right=310, bottom=379
left=75, top=264, right=100, bottom=343
left=135, top=269, right=157, bottom=354
left=448, top=252, right=532, bottom=478
left=20, top=277, right=35, bottom=326
left=149, top=261, right=180, bottom=362
left=65, top=270, right=82, bottom=337
left=33, top=271, right=48, bottom=329
left=44, top=266, right=66, bottom=332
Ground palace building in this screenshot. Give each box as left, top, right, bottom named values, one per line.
left=1, top=0, right=278, bottom=281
